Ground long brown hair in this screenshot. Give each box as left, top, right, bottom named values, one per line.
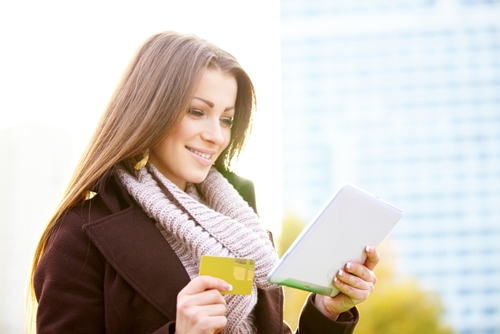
left=28, top=31, right=255, bottom=326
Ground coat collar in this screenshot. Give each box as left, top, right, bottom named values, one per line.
left=82, top=169, right=190, bottom=320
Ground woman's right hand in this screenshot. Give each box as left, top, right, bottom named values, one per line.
left=175, top=275, right=232, bottom=334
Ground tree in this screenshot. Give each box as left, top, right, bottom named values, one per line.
left=277, top=213, right=455, bottom=333
left=276, top=213, right=310, bottom=330
left=354, top=240, right=455, bottom=334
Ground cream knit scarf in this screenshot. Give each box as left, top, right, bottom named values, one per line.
left=115, top=163, right=278, bottom=333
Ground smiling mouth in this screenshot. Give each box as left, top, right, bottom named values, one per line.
left=186, top=147, right=213, bottom=160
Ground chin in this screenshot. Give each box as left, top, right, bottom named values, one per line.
left=187, top=170, right=211, bottom=184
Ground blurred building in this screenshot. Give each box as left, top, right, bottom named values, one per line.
left=281, top=0, right=500, bottom=333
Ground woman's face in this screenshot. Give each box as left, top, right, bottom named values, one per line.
left=149, top=68, right=237, bottom=190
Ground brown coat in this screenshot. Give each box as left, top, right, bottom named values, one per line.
left=34, top=168, right=359, bottom=333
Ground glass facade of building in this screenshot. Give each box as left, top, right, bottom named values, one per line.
left=281, top=1, right=500, bottom=333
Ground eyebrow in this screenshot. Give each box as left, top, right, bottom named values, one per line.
left=193, top=97, right=234, bottom=112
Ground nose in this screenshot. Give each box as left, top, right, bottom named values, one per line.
left=201, top=117, right=225, bottom=145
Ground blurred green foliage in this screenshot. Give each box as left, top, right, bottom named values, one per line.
left=277, top=213, right=455, bottom=333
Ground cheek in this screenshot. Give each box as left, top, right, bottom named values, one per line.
left=173, top=119, right=195, bottom=140
left=222, top=129, right=232, bottom=150
left=150, top=138, right=172, bottom=163
left=160, top=120, right=195, bottom=150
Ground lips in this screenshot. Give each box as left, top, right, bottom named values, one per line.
left=186, top=147, right=214, bottom=160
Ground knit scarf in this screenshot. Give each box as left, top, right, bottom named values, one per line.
left=115, top=163, right=279, bottom=333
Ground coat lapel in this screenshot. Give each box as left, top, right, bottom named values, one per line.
left=83, top=206, right=190, bottom=320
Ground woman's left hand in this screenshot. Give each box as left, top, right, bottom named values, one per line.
left=315, top=245, right=380, bottom=320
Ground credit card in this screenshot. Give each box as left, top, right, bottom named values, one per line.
left=199, top=255, right=256, bottom=295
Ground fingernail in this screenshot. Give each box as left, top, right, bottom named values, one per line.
left=333, top=276, right=338, bottom=283
left=346, top=262, right=353, bottom=270
left=366, top=245, right=374, bottom=253
left=224, top=283, right=233, bottom=291
left=338, top=269, right=344, bottom=277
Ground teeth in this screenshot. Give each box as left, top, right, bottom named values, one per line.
left=187, top=147, right=213, bottom=159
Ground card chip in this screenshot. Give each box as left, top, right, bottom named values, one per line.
left=199, top=255, right=256, bottom=295
left=246, top=268, right=254, bottom=281
left=233, top=266, right=246, bottom=280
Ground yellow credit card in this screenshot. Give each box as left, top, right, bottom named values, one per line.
left=199, top=256, right=255, bottom=295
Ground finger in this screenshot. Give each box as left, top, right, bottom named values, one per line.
left=363, top=245, right=380, bottom=271
left=178, top=302, right=227, bottom=319
left=177, top=293, right=227, bottom=321
left=180, top=275, right=232, bottom=296
left=333, top=275, right=372, bottom=302
left=333, top=271, right=374, bottom=303
left=206, top=315, right=228, bottom=334
left=336, top=267, right=374, bottom=291
left=344, top=261, right=377, bottom=284
left=184, top=309, right=228, bottom=333
left=179, top=288, right=227, bottom=309
left=192, top=303, right=227, bottom=317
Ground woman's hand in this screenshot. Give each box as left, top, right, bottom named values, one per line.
left=315, top=245, right=380, bottom=320
left=175, top=275, right=232, bottom=334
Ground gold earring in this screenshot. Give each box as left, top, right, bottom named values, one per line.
left=131, top=149, right=149, bottom=170
left=84, top=190, right=97, bottom=201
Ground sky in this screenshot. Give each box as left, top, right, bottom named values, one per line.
left=0, top=0, right=282, bottom=232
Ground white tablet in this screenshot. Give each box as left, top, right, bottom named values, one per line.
left=268, top=184, right=402, bottom=296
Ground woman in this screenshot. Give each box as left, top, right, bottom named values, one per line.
left=30, top=31, right=379, bottom=333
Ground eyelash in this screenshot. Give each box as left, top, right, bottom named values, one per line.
left=188, top=108, right=233, bottom=128
left=188, top=108, right=204, bottom=117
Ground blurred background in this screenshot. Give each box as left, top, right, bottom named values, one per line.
left=279, top=0, right=500, bottom=333
left=1, top=0, right=499, bottom=333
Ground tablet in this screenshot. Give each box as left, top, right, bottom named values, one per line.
left=267, top=184, right=402, bottom=297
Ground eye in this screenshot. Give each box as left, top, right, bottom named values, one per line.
left=188, top=108, right=204, bottom=117
left=220, top=116, right=233, bottom=128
